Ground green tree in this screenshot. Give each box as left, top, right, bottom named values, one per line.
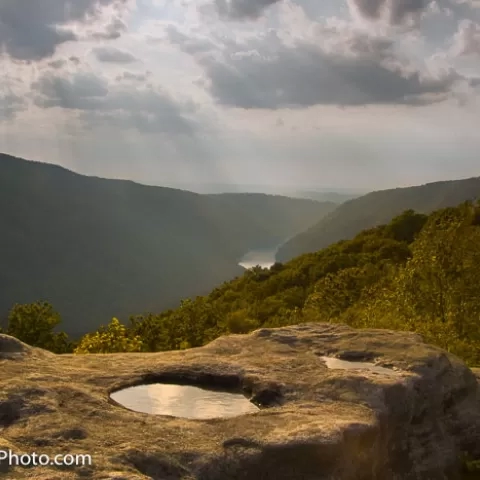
left=55, top=203, right=480, bottom=367
left=383, top=209, right=428, bottom=243
left=304, top=265, right=383, bottom=322
left=74, top=317, right=143, bottom=354
left=349, top=203, right=480, bottom=365
left=173, top=298, right=227, bottom=349
left=129, top=313, right=168, bottom=352
left=6, top=301, right=72, bottom=353
left=224, top=309, right=258, bottom=334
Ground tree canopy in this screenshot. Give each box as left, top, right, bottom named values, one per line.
left=4, top=200, right=480, bottom=366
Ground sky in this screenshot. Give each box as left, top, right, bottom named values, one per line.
left=0, top=0, right=479, bottom=191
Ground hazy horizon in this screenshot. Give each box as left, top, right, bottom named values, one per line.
left=1, top=0, right=479, bottom=191
left=3, top=151, right=480, bottom=195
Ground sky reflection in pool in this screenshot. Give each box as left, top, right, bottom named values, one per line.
left=321, top=357, right=400, bottom=376
left=110, top=383, right=260, bottom=419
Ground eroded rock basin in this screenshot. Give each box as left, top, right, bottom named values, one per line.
left=320, top=356, right=401, bottom=376
left=110, top=383, right=260, bottom=419
left=1, top=323, right=479, bottom=480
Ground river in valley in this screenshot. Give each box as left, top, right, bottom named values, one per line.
left=238, top=245, right=281, bottom=269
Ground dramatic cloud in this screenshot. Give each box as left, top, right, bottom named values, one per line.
left=91, top=17, right=127, bottom=40
left=31, top=71, right=197, bottom=134
left=348, top=0, right=430, bottom=24
left=167, top=25, right=461, bottom=108
left=0, top=74, right=27, bottom=121
left=0, top=92, right=25, bottom=121
left=1, top=0, right=480, bottom=192
left=0, top=0, right=130, bottom=60
left=92, top=46, right=138, bottom=63
left=452, top=19, right=480, bottom=55
left=47, top=56, right=82, bottom=69
left=32, top=73, right=110, bottom=110
left=348, top=0, right=480, bottom=25
left=213, top=0, right=282, bottom=19
left=116, top=71, right=152, bottom=82
left=452, top=0, right=480, bottom=10
left=47, top=59, right=68, bottom=70
left=163, top=26, right=216, bottom=55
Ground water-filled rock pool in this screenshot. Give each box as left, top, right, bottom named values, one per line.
left=110, top=383, right=260, bottom=419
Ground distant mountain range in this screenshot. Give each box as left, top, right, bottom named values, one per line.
left=159, top=182, right=366, bottom=203
left=0, top=153, right=335, bottom=336
left=276, top=177, right=480, bottom=262
left=288, top=190, right=362, bottom=204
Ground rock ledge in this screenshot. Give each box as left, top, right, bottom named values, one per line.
left=1, top=323, right=479, bottom=479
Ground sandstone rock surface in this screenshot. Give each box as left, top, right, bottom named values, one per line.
left=0, top=324, right=479, bottom=479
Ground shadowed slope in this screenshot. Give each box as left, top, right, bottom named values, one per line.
left=277, top=177, right=480, bottom=262
left=0, top=153, right=334, bottom=335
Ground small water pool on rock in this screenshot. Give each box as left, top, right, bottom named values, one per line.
left=321, top=356, right=401, bottom=376
left=110, top=384, right=260, bottom=419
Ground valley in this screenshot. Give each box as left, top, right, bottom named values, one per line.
left=0, top=153, right=335, bottom=336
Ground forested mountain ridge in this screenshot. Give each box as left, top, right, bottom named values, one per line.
left=204, top=192, right=336, bottom=249
left=0, top=153, right=335, bottom=336
left=5, top=201, right=479, bottom=369
left=276, top=177, right=480, bottom=262
left=288, top=190, right=363, bottom=203
left=115, top=201, right=479, bottom=366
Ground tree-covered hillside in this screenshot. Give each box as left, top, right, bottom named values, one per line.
left=0, top=153, right=335, bottom=336
left=4, top=200, right=480, bottom=367
left=277, top=177, right=480, bottom=262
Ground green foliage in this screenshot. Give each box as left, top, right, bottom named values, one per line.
left=304, top=264, right=383, bottom=322
left=74, top=318, right=143, bottom=354
left=332, top=202, right=480, bottom=365
left=461, top=452, right=480, bottom=474
left=277, top=176, right=480, bottom=262
left=1, top=153, right=335, bottom=337
left=383, top=209, right=428, bottom=243
left=3, top=201, right=480, bottom=366
left=129, top=313, right=172, bottom=352
left=5, top=301, right=73, bottom=353
left=96, top=201, right=475, bottom=365
left=224, top=310, right=259, bottom=334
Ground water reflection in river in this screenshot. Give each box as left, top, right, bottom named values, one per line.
left=238, top=247, right=279, bottom=269
left=110, top=384, right=259, bottom=419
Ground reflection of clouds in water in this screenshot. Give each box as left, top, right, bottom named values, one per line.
left=238, top=247, right=279, bottom=269
left=321, top=357, right=401, bottom=376
left=111, top=384, right=259, bottom=419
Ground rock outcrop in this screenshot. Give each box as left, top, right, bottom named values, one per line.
left=1, top=324, right=479, bottom=479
